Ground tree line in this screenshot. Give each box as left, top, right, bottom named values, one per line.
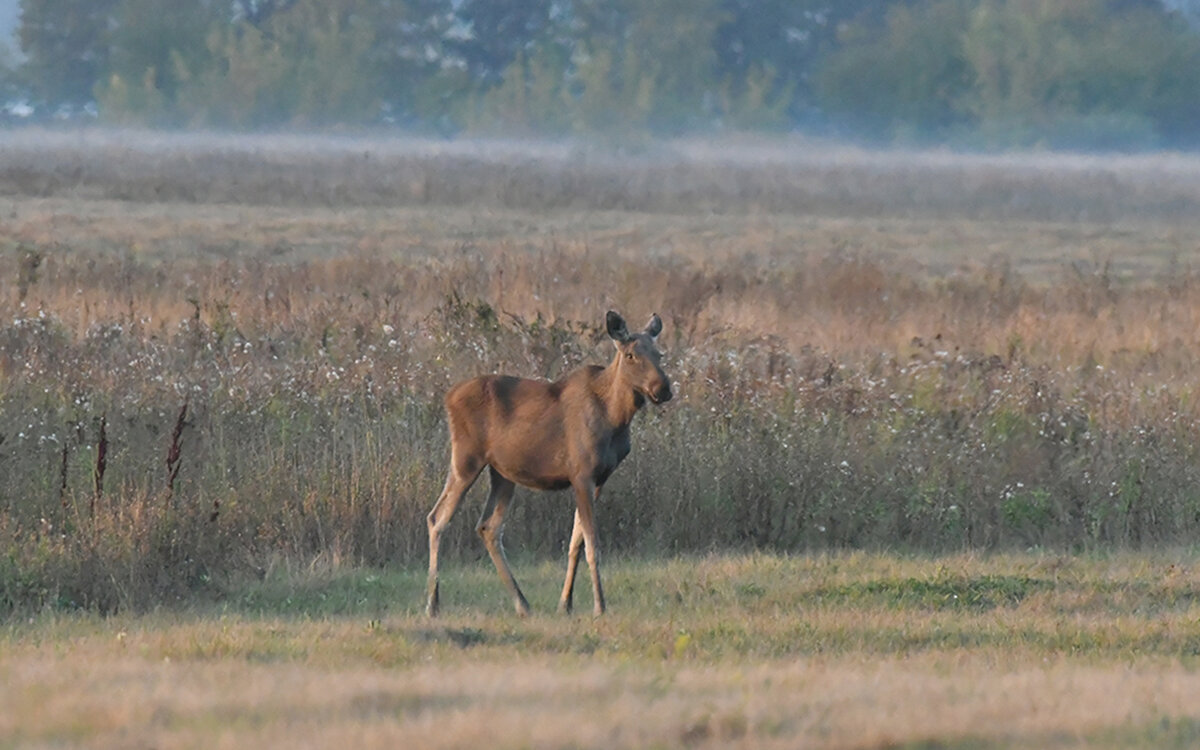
left=4, top=0, right=1200, bottom=149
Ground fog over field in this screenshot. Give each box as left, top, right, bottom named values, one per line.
left=6, top=128, right=1200, bottom=225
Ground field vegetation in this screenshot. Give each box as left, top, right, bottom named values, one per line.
left=4, top=133, right=1200, bottom=746
left=4, top=135, right=1200, bottom=613
left=8, top=553, right=1200, bottom=748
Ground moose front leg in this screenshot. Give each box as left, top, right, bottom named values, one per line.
left=570, top=479, right=606, bottom=616
left=558, top=508, right=585, bottom=614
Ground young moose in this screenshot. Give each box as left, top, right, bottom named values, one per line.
left=426, top=311, right=672, bottom=617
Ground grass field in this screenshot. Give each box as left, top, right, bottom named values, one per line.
left=8, top=553, right=1200, bottom=748
left=6, top=132, right=1200, bottom=747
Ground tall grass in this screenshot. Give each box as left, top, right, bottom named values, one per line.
left=6, top=221, right=1200, bottom=613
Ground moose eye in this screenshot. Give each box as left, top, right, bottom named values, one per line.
left=625, top=352, right=636, bottom=361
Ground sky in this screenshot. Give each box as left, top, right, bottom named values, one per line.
left=0, top=0, right=16, bottom=53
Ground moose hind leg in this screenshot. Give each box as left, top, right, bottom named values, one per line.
left=426, top=461, right=481, bottom=617
left=476, top=468, right=531, bottom=616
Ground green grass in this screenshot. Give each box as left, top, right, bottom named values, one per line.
left=12, top=551, right=1199, bottom=662
left=7, top=552, right=1200, bottom=748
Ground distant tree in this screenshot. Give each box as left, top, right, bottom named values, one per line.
left=278, top=0, right=384, bottom=124
left=17, top=0, right=119, bottom=107
left=1161, top=0, right=1200, bottom=25
left=627, top=0, right=722, bottom=131
left=813, top=0, right=1200, bottom=148
left=95, top=0, right=221, bottom=123
left=714, top=0, right=886, bottom=121
left=467, top=45, right=571, bottom=135
left=463, top=0, right=727, bottom=136
left=561, top=0, right=722, bottom=134
left=568, top=41, right=654, bottom=136
left=177, top=20, right=289, bottom=126
left=230, top=0, right=295, bottom=25
left=816, top=0, right=975, bottom=141
left=449, top=0, right=555, bottom=87
left=366, top=0, right=458, bottom=127
left=0, top=37, right=19, bottom=104
left=717, top=65, right=794, bottom=131
left=178, top=0, right=383, bottom=127
left=964, top=0, right=1200, bottom=147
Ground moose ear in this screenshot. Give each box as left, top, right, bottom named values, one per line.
left=644, top=313, right=663, bottom=339
left=606, top=311, right=630, bottom=341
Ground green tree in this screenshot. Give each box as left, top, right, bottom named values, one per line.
left=171, top=0, right=395, bottom=127
left=274, top=0, right=382, bottom=125
left=232, top=0, right=296, bottom=25
left=715, top=0, right=887, bottom=123
left=180, top=21, right=291, bottom=126
left=569, top=41, right=655, bottom=136
left=815, top=0, right=976, bottom=141
left=450, top=0, right=554, bottom=87
left=95, top=0, right=221, bottom=124
left=91, top=0, right=455, bottom=128
left=18, top=0, right=119, bottom=107
left=367, top=0, right=457, bottom=127
left=467, top=45, right=571, bottom=135
left=717, top=65, right=793, bottom=131
left=964, top=0, right=1200, bottom=147
left=463, top=0, right=726, bottom=137
left=564, top=0, right=722, bottom=135
left=629, top=0, right=722, bottom=132
left=0, top=36, right=19, bottom=104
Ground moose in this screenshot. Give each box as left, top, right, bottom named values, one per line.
left=426, top=310, right=673, bottom=617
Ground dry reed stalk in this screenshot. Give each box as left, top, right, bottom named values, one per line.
left=91, top=415, right=107, bottom=519
left=165, top=401, right=187, bottom=505
left=58, top=441, right=69, bottom=512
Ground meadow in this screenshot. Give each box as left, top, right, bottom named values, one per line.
left=5, top=131, right=1200, bottom=747
left=8, top=553, right=1200, bottom=748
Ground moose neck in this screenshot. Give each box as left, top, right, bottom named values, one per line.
left=595, top=352, right=643, bottom=428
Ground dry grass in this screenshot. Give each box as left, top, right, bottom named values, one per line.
left=8, top=195, right=1200, bottom=378
left=5, top=135, right=1200, bottom=613
left=7, top=553, right=1200, bottom=748
left=12, top=650, right=1200, bottom=749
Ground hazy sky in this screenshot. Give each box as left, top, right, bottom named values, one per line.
left=0, top=0, right=16, bottom=51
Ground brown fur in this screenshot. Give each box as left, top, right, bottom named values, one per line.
left=426, top=311, right=672, bottom=616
